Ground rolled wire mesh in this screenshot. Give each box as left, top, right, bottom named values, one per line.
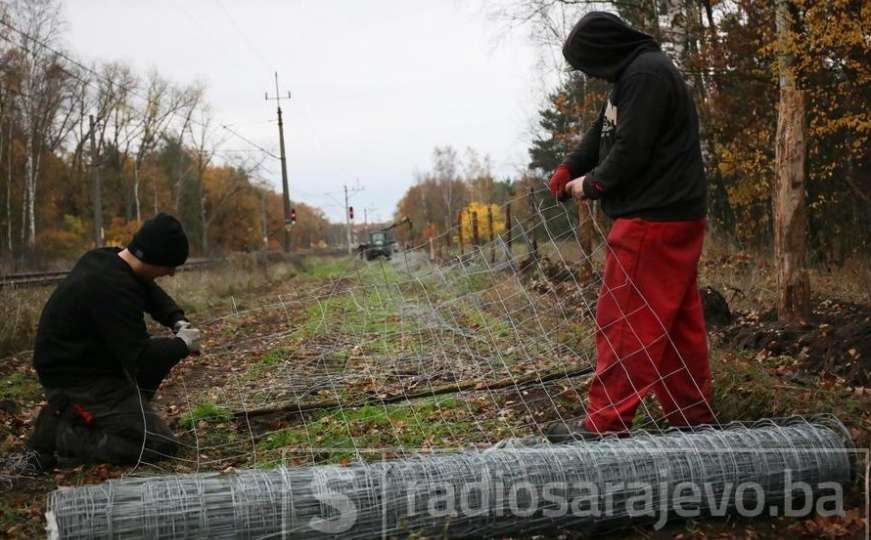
left=46, top=417, right=853, bottom=539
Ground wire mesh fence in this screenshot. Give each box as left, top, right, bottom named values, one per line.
left=31, top=188, right=862, bottom=536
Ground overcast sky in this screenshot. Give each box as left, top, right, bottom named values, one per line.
left=63, top=0, right=554, bottom=223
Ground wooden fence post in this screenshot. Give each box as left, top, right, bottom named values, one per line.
left=488, top=206, right=495, bottom=263
left=528, top=186, right=538, bottom=260
left=472, top=211, right=480, bottom=247
left=458, top=210, right=464, bottom=257
left=506, top=203, right=512, bottom=261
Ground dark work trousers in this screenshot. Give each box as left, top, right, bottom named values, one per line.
left=27, top=350, right=179, bottom=466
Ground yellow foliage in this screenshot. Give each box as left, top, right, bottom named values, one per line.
left=37, top=215, right=90, bottom=257
left=455, top=202, right=505, bottom=246
left=105, top=217, right=141, bottom=247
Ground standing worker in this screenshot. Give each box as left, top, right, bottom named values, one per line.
left=24, top=213, right=201, bottom=470
left=546, top=12, right=715, bottom=440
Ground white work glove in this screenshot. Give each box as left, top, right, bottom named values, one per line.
left=173, top=320, right=192, bottom=334
left=176, top=325, right=202, bottom=354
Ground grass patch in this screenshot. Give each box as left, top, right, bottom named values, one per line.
left=259, top=348, right=291, bottom=366
left=299, top=288, right=407, bottom=338
left=240, top=348, right=295, bottom=382
left=301, top=257, right=355, bottom=280
left=258, top=397, right=485, bottom=463
left=0, top=288, right=52, bottom=358
left=0, top=372, right=40, bottom=401
left=459, top=303, right=513, bottom=339
left=179, top=400, right=232, bottom=430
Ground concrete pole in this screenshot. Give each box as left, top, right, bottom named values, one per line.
left=345, top=184, right=352, bottom=254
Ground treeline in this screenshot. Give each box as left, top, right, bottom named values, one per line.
left=0, top=0, right=329, bottom=269
left=393, top=146, right=517, bottom=245
left=396, top=0, right=870, bottom=266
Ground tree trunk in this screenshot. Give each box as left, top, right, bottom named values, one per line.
left=6, top=130, right=11, bottom=254
left=773, top=0, right=811, bottom=323
left=659, top=0, right=687, bottom=74
left=133, top=161, right=142, bottom=222
left=89, top=116, right=103, bottom=246
left=200, top=191, right=208, bottom=255
left=24, top=136, right=37, bottom=249
left=6, top=118, right=11, bottom=254
left=0, top=92, right=5, bottom=257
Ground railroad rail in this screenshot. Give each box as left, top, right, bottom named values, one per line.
left=0, top=259, right=220, bottom=289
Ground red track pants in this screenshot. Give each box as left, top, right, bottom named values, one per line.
left=584, top=218, right=715, bottom=433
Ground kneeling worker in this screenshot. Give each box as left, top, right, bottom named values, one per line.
left=25, top=213, right=201, bottom=470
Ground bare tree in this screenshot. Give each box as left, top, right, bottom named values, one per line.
left=433, top=146, right=461, bottom=241
left=124, top=71, right=187, bottom=222
left=0, top=83, right=8, bottom=256
left=7, top=0, right=78, bottom=249
left=63, top=61, right=136, bottom=244
left=165, top=82, right=202, bottom=214
left=773, top=0, right=810, bottom=322
left=186, top=103, right=224, bottom=254
left=98, top=62, right=138, bottom=220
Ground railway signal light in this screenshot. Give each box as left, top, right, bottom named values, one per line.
left=349, top=206, right=354, bottom=220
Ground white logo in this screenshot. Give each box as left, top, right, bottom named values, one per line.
left=602, top=98, right=617, bottom=138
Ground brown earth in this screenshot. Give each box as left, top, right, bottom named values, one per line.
left=722, top=298, right=871, bottom=387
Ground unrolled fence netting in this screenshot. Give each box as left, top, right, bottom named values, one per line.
left=112, top=189, right=853, bottom=470
left=136, top=189, right=645, bottom=473
left=33, top=187, right=859, bottom=537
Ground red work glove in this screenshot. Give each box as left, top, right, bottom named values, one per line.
left=548, top=165, right=573, bottom=201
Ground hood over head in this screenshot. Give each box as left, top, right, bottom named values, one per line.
left=562, top=12, right=659, bottom=82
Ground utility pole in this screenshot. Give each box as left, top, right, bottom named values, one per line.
left=363, top=207, right=377, bottom=241
left=342, top=180, right=363, bottom=254
left=266, top=73, right=292, bottom=252
left=89, top=115, right=103, bottom=246
left=344, top=184, right=351, bottom=254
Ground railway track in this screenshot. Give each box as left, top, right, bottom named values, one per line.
left=0, top=259, right=220, bottom=289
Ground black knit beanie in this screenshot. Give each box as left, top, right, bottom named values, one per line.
left=128, top=213, right=189, bottom=267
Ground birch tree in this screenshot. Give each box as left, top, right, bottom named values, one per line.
left=8, top=0, right=76, bottom=249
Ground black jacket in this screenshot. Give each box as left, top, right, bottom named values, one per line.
left=33, top=248, right=189, bottom=388
left=562, top=12, right=706, bottom=221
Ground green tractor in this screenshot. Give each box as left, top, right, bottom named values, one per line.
left=358, top=217, right=412, bottom=261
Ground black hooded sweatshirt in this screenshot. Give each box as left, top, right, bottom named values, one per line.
left=561, top=12, right=706, bottom=221
left=33, top=247, right=189, bottom=388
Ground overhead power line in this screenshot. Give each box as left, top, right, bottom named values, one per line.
left=220, top=124, right=279, bottom=160
left=214, top=0, right=273, bottom=70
